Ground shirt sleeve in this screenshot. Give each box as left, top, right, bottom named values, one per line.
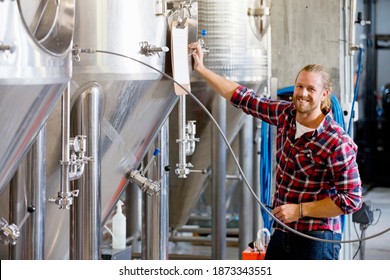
left=230, top=85, right=290, bottom=126
left=328, top=141, right=362, bottom=214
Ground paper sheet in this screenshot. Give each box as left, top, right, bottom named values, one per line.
left=171, top=21, right=191, bottom=95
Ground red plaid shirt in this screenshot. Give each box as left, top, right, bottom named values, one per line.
left=231, top=86, right=362, bottom=232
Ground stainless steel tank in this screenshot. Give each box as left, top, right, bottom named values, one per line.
left=44, top=0, right=181, bottom=259
left=169, top=0, right=270, bottom=229
left=0, top=0, right=74, bottom=194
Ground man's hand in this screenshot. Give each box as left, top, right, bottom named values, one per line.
left=188, top=42, right=204, bottom=73
left=272, top=204, right=300, bottom=223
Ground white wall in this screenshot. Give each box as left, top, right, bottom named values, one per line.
left=270, top=0, right=343, bottom=94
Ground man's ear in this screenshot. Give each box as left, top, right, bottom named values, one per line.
left=322, top=89, right=329, bottom=101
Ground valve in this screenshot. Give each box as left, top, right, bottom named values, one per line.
left=127, top=170, right=160, bottom=196
left=48, top=190, right=80, bottom=210
left=0, top=218, right=20, bottom=246
left=139, top=41, right=169, bottom=57
left=0, top=41, right=17, bottom=54
left=72, top=44, right=96, bottom=61
left=185, top=120, right=200, bottom=156
left=355, top=12, right=371, bottom=26
left=198, top=29, right=209, bottom=56
left=68, top=135, right=93, bottom=181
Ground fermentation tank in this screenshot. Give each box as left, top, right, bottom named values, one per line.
left=0, top=0, right=270, bottom=259
left=0, top=0, right=74, bottom=194
left=44, top=0, right=182, bottom=259
left=169, top=0, right=270, bottom=229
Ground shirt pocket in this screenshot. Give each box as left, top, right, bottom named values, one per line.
left=295, top=149, right=316, bottom=177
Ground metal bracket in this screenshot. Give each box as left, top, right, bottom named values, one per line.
left=167, top=0, right=193, bottom=22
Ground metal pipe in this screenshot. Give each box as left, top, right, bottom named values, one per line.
left=349, top=0, right=358, bottom=55
left=126, top=182, right=142, bottom=251
left=70, top=85, right=102, bottom=259
left=170, top=236, right=238, bottom=244
left=31, top=126, right=46, bottom=260
left=159, top=120, right=169, bottom=260
left=9, top=126, right=46, bottom=259
left=179, top=95, right=186, bottom=167
left=239, top=115, right=254, bottom=258
left=175, top=95, right=190, bottom=178
left=59, top=83, right=72, bottom=209
left=10, top=162, right=22, bottom=259
left=253, top=118, right=262, bottom=235
left=142, top=150, right=160, bottom=259
left=211, top=95, right=227, bottom=260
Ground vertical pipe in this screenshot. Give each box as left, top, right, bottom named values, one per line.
left=159, top=120, right=169, bottom=260
left=349, top=0, right=358, bottom=56
left=31, top=126, right=46, bottom=260
left=9, top=126, right=46, bottom=260
left=365, top=0, right=377, bottom=119
left=178, top=95, right=187, bottom=172
left=126, top=182, right=142, bottom=252
left=341, top=0, right=353, bottom=260
left=71, top=85, right=102, bottom=259
left=239, top=116, right=254, bottom=258
left=211, top=95, right=227, bottom=260
left=142, top=143, right=161, bottom=260
left=141, top=190, right=159, bottom=260
left=10, top=160, right=24, bottom=259
left=252, top=118, right=262, bottom=234
left=60, top=83, right=71, bottom=203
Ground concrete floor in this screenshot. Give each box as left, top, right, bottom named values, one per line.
left=351, top=187, right=390, bottom=260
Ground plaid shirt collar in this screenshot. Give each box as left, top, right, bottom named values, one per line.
left=288, top=105, right=333, bottom=139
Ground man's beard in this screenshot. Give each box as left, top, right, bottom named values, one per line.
left=293, top=96, right=318, bottom=114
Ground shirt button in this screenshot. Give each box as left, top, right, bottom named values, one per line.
left=280, top=174, right=283, bottom=178
left=306, top=154, right=310, bottom=158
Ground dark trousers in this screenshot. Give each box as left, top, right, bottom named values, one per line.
left=264, top=229, right=342, bottom=260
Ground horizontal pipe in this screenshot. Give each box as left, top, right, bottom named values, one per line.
left=170, top=236, right=239, bottom=245
left=175, top=227, right=239, bottom=235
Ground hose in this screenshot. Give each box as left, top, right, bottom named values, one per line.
left=80, top=48, right=390, bottom=244
left=260, top=121, right=273, bottom=232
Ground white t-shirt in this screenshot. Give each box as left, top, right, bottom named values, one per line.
left=295, top=120, right=315, bottom=139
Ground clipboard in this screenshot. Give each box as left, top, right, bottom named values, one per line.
left=171, top=20, right=191, bottom=95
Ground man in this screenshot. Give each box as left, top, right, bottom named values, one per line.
left=189, top=42, right=362, bottom=260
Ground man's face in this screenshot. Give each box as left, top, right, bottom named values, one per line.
left=293, top=71, right=327, bottom=115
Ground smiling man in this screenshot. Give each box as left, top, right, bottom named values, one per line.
left=189, top=42, right=362, bottom=260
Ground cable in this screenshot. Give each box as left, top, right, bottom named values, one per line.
left=352, top=224, right=365, bottom=259
left=79, top=48, right=390, bottom=244
left=331, top=94, right=346, bottom=130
